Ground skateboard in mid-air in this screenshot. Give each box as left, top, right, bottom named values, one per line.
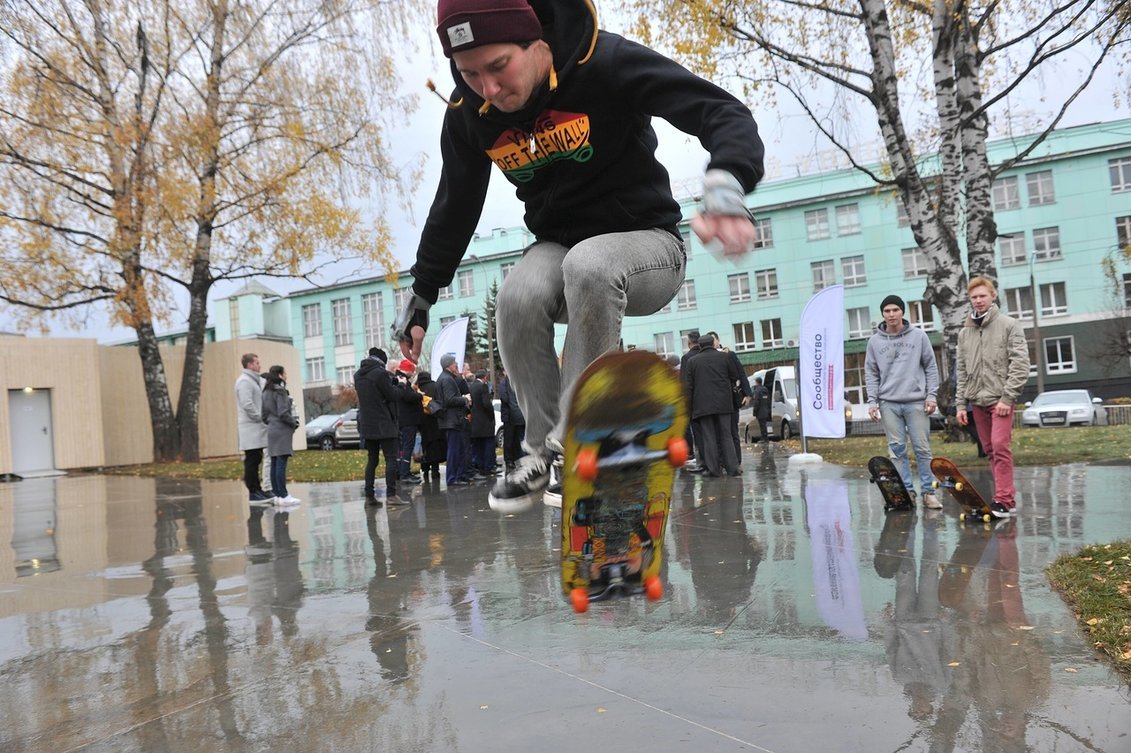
left=561, top=351, right=689, bottom=613
left=868, top=456, right=914, bottom=513
left=931, top=457, right=992, bottom=523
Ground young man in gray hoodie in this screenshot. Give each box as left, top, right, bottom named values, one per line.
left=865, top=295, right=941, bottom=508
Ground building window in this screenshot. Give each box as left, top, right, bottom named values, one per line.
left=1124, top=273, right=1131, bottom=309
left=1110, top=157, right=1131, bottom=192
left=733, top=322, right=756, bottom=351
left=653, top=332, right=675, bottom=357
left=680, top=228, right=693, bottom=258
left=437, top=284, right=454, bottom=301
left=761, top=318, right=783, bottom=348
left=458, top=269, right=475, bottom=297
left=835, top=203, right=861, bottom=236
left=1044, top=336, right=1076, bottom=374
left=337, top=366, right=354, bottom=385
left=1040, top=281, right=1068, bottom=316
left=1032, top=227, right=1062, bottom=261
left=306, top=357, right=325, bottom=383
left=728, top=273, right=751, bottom=303
left=846, top=307, right=871, bottom=339
left=811, top=260, right=835, bottom=291
left=908, top=300, right=935, bottom=330
left=361, top=292, right=383, bottom=346
left=805, top=208, right=830, bottom=241
left=753, top=217, right=774, bottom=248
left=439, top=315, right=456, bottom=328
left=999, top=232, right=1026, bottom=266
left=331, top=298, right=352, bottom=347
left=500, top=262, right=515, bottom=280
left=841, top=255, right=867, bottom=287
left=1026, top=170, right=1056, bottom=206
left=302, top=303, right=321, bottom=338
left=1004, top=286, right=1034, bottom=320
left=992, top=175, right=1020, bottom=210
left=755, top=269, right=778, bottom=300
left=1116, top=216, right=1131, bottom=250
left=676, top=280, right=697, bottom=310
left=896, top=200, right=910, bottom=228
left=901, top=247, right=928, bottom=279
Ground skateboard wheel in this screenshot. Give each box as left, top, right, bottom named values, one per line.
left=955, top=482, right=964, bottom=492
left=667, top=437, right=689, bottom=467
left=570, top=588, right=590, bottom=613
left=932, top=480, right=940, bottom=489
left=576, top=449, right=599, bottom=482
left=644, top=575, right=663, bottom=601
left=982, top=514, right=991, bottom=523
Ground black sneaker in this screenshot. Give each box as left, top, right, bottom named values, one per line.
left=364, top=494, right=382, bottom=508
left=249, top=490, right=274, bottom=504
left=990, top=501, right=1015, bottom=519
left=489, top=452, right=550, bottom=512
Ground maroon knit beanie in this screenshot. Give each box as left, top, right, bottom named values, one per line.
left=436, top=0, right=543, bottom=57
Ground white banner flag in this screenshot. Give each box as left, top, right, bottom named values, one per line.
left=799, top=285, right=845, bottom=438
left=430, top=316, right=469, bottom=377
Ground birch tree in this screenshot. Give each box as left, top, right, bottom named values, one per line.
left=629, top=0, right=1129, bottom=401
left=0, top=0, right=426, bottom=461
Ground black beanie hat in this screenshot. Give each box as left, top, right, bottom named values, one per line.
left=880, top=294, right=905, bottom=313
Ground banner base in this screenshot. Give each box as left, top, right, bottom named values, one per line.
left=788, top=452, right=825, bottom=465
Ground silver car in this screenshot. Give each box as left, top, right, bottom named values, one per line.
left=1020, top=389, right=1107, bottom=428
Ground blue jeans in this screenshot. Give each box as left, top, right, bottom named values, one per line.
left=496, top=229, right=685, bottom=455
left=879, top=401, right=934, bottom=493
left=269, top=455, right=290, bottom=498
left=444, top=428, right=469, bottom=484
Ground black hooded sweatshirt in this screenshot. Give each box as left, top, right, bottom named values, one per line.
left=408, top=0, right=765, bottom=303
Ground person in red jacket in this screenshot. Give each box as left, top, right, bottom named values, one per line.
left=394, top=0, right=765, bottom=510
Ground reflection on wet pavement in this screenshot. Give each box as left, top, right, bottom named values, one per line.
left=2, top=447, right=1129, bottom=752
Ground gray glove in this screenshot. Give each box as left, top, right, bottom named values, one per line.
left=702, top=169, right=754, bottom=219
left=392, top=291, right=431, bottom=363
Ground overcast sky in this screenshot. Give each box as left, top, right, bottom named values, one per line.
left=3, top=11, right=1126, bottom=343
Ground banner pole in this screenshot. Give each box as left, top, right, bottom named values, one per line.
left=797, top=357, right=808, bottom=454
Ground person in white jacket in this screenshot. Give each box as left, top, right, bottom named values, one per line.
left=865, top=295, right=941, bottom=509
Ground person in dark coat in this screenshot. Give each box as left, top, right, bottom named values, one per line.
left=708, top=330, right=750, bottom=463
left=354, top=348, right=409, bottom=506
left=683, top=333, right=741, bottom=476
left=497, top=367, right=525, bottom=471
left=416, top=371, right=446, bottom=481
left=750, top=377, right=771, bottom=444
left=261, top=365, right=300, bottom=504
left=435, top=354, right=473, bottom=486
left=469, top=370, right=497, bottom=478
left=394, top=359, right=424, bottom=484
left=679, top=330, right=704, bottom=472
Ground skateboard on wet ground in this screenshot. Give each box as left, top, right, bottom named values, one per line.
left=869, top=456, right=914, bottom=513
left=931, top=457, right=992, bottom=523
left=561, top=351, right=689, bottom=613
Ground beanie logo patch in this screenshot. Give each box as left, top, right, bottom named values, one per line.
left=446, top=22, right=474, bottom=49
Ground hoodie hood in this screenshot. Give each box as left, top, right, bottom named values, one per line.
left=445, top=0, right=598, bottom=120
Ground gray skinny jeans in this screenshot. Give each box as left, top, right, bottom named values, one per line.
left=496, top=228, right=685, bottom=455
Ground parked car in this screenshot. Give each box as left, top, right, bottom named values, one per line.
left=333, top=408, right=360, bottom=447
left=1020, top=389, right=1107, bottom=428
left=305, top=413, right=342, bottom=451
left=492, top=399, right=504, bottom=448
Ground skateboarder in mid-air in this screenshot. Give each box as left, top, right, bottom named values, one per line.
left=392, top=0, right=766, bottom=509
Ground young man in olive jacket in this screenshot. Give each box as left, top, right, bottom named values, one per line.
left=393, top=0, right=765, bottom=510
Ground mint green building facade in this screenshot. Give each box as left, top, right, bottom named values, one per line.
left=236, top=119, right=1131, bottom=403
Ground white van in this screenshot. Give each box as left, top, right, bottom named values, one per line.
left=743, top=365, right=852, bottom=441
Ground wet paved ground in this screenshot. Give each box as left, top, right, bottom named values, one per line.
left=2, top=444, right=1130, bottom=753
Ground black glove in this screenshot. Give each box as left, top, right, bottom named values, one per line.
left=392, top=291, right=431, bottom=363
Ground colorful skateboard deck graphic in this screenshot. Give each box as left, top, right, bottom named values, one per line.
left=560, top=351, right=688, bottom=612
left=868, top=455, right=914, bottom=512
